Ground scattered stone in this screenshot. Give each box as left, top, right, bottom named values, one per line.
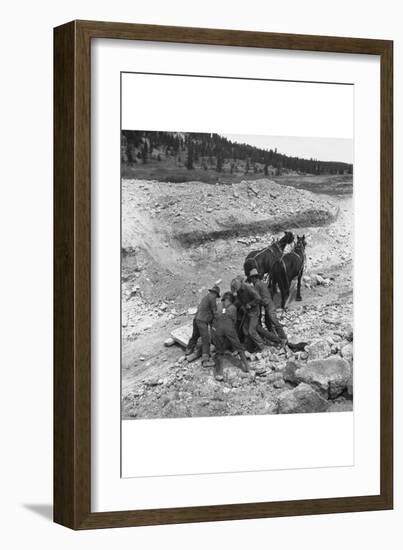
left=306, top=339, right=331, bottom=360
left=341, top=343, right=353, bottom=362
left=283, top=360, right=300, bottom=384
left=343, top=323, right=354, bottom=342
left=164, top=337, right=175, bottom=347
left=255, top=366, right=267, bottom=376
left=323, top=317, right=340, bottom=325
left=277, top=383, right=329, bottom=414
left=145, top=377, right=163, bottom=387
left=267, top=372, right=283, bottom=383
left=295, top=357, right=352, bottom=399
left=264, top=401, right=278, bottom=414
left=130, top=285, right=140, bottom=296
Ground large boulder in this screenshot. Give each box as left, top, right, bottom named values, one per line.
left=295, top=357, right=351, bottom=399
left=305, top=339, right=331, bottom=360
left=170, top=323, right=194, bottom=347
left=341, top=342, right=353, bottom=363
left=277, top=383, right=329, bottom=414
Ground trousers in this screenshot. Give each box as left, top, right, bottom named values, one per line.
left=243, top=309, right=265, bottom=351
left=187, top=318, right=211, bottom=356
left=263, top=300, right=286, bottom=340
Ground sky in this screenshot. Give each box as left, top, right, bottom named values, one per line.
left=221, top=134, right=353, bottom=164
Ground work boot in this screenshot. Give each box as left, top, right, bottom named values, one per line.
left=214, top=357, right=224, bottom=381
left=201, top=354, right=215, bottom=368
left=185, top=347, right=194, bottom=356
left=238, top=350, right=249, bottom=373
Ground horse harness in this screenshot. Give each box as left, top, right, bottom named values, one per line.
left=249, top=241, right=282, bottom=272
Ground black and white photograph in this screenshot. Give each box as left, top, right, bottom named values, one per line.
left=121, top=129, right=354, bottom=420
left=1, top=0, right=396, bottom=540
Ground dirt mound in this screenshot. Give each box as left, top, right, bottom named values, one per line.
left=122, top=178, right=339, bottom=250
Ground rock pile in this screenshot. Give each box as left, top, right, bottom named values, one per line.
left=122, top=178, right=339, bottom=248
left=122, top=321, right=354, bottom=418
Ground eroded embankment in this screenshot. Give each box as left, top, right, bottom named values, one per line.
left=175, top=207, right=339, bottom=246
left=122, top=178, right=341, bottom=252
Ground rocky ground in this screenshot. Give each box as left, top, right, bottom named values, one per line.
left=121, top=176, right=353, bottom=419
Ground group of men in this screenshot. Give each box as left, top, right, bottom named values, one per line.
left=186, top=270, right=287, bottom=381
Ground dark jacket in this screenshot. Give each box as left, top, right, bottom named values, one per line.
left=195, top=292, right=217, bottom=323
left=214, top=303, right=237, bottom=328
left=236, top=283, right=261, bottom=312
left=252, top=279, right=272, bottom=308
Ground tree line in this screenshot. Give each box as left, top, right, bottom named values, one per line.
left=121, top=130, right=353, bottom=175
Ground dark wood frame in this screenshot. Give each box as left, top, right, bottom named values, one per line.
left=54, top=20, right=393, bottom=530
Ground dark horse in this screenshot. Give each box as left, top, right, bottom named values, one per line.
left=270, top=235, right=307, bottom=309
left=243, top=231, right=294, bottom=279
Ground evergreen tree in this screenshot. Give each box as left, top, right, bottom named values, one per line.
left=186, top=141, right=194, bottom=170
left=120, top=130, right=352, bottom=175
left=216, top=151, right=223, bottom=172
left=141, top=141, right=148, bottom=164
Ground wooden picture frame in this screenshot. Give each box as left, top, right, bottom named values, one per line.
left=54, top=20, right=393, bottom=529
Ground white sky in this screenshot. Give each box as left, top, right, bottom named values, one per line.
left=222, top=134, right=353, bottom=164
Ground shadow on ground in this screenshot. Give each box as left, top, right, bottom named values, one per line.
left=23, top=504, right=53, bottom=522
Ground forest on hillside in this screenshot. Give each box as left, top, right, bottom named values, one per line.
left=121, top=130, right=353, bottom=176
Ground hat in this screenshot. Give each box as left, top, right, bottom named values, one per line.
left=208, top=285, right=221, bottom=297
left=249, top=268, right=259, bottom=277
left=230, top=277, right=243, bottom=294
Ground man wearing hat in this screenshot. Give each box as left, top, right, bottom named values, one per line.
left=230, top=275, right=266, bottom=351
left=186, top=285, right=221, bottom=367
left=249, top=268, right=287, bottom=344
left=211, top=291, right=249, bottom=381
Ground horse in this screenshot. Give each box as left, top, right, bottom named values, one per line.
left=270, top=235, right=307, bottom=309
left=243, top=231, right=294, bottom=280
